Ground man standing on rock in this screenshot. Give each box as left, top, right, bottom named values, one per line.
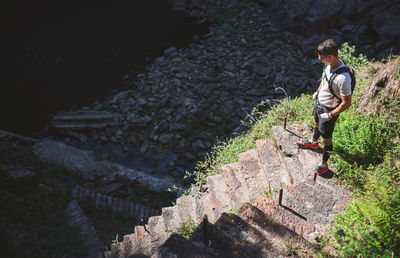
left=297, top=39, right=352, bottom=175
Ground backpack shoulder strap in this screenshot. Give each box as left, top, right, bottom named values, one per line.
left=328, top=66, right=351, bottom=101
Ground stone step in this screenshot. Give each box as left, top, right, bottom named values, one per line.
left=235, top=202, right=313, bottom=255
left=272, top=125, right=301, bottom=157
left=290, top=181, right=349, bottom=218
left=215, top=212, right=294, bottom=257
left=72, top=185, right=161, bottom=219
left=157, top=234, right=212, bottom=257
left=51, top=110, right=116, bottom=130
left=272, top=125, right=324, bottom=183
left=133, top=225, right=152, bottom=254
left=202, top=174, right=233, bottom=221
left=112, top=233, right=134, bottom=257
left=176, top=195, right=198, bottom=223
left=253, top=196, right=321, bottom=242
left=110, top=216, right=168, bottom=257
left=297, top=147, right=324, bottom=177
left=221, top=163, right=251, bottom=208
left=238, top=150, right=269, bottom=201
left=281, top=189, right=331, bottom=231
left=111, top=231, right=144, bottom=257
left=189, top=215, right=265, bottom=257
left=256, top=139, right=291, bottom=191
left=197, top=191, right=219, bottom=224
left=110, top=223, right=157, bottom=258
left=303, top=176, right=350, bottom=199
left=147, top=215, right=168, bottom=245
left=162, top=206, right=184, bottom=233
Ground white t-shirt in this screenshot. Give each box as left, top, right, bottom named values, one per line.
left=318, top=60, right=352, bottom=108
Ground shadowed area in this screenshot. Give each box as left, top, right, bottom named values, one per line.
left=0, top=0, right=208, bottom=135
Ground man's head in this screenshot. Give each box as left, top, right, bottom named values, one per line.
left=316, top=39, right=339, bottom=66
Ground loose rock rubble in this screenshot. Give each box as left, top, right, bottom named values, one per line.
left=75, top=0, right=323, bottom=161
left=50, top=0, right=400, bottom=165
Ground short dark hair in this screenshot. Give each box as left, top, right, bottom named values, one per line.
left=316, top=39, right=338, bottom=56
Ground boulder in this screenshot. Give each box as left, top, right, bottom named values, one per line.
left=32, top=140, right=185, bottom=193
left=371, top=3, right=400, bottom=48
left=260, top=0, right=344, bottom=36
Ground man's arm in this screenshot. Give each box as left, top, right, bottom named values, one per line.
left=330, top=95, right=352, bottom=117
left=313, top=81, right=323, bottom=100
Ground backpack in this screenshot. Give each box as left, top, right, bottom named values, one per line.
left=325, top=61, right=356, bottom=105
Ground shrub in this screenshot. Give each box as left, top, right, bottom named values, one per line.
left=333, top=112, right=389, bottom=166
left=331, top=175, right=400, bottom=257
left=339, top=42, right=368, bottom=70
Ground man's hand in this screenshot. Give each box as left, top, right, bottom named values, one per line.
left=312, top=91, right=319, bottom=100
left=320, top=112, right=332, bottom=123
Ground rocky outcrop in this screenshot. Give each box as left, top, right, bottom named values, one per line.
left=261, top=0, right=345, bottom=36
left=106, top=125, right=350, bottom=257
left=0, top=129, right=38, bottom=145
left=259, top=0, right=400, bottom=58
left=358, top=58, right=400, bottom=115
left=32, top=139, right=184, bottom=193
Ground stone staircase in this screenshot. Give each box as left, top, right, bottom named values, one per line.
left=106, top=125, right=350, bottom=257
left=72, top=185, right=161, bottom=220
left=168, top=0, right=186, bottom=12
left=51, top=110, right=116, bottom=130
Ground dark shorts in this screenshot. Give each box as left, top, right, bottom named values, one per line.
left=312, top=102, right=339, bottom=139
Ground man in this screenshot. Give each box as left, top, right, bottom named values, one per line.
left=297, top=39, right=352, bottom=175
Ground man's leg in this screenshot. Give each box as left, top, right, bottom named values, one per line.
left=312, top=125, right=322, bottom=143
left=321, top=138, right=333, bottom=164
left=311, top=137, right=332, bottom=175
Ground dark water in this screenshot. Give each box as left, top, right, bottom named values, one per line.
left=0, top=0, right=208, bottom=136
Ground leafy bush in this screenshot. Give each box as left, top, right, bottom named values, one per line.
left=339, top=42, right=368, bottom=70
left=333, top=112, right=391, bottom=166
left=331, top=174, right=400, bottom=257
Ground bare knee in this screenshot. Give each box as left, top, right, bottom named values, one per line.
left=322, top=138, right=332, bottom=145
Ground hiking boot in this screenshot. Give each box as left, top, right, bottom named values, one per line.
left=311, top=163, right=329, bottom=175
left=297, top=139, right=320, bottom=150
